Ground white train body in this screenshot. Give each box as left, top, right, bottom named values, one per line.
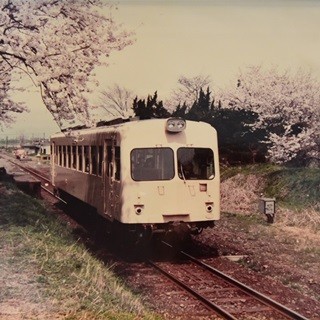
left=50, top=118, right=220, bottom=237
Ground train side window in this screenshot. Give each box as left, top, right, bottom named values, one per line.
left=62, top=146, right=67, bottom=167
left=59, top=146, right=62, bottom=166
left=84, top=146, right=90, bottom=173
left=66, top=146, right=71, bottom=168
left=65, top=146, right=68, bottom=168
left=91, top=146, right=97, bottom=175
left=72, top=146, right=76, bottom=169
left=78, top=146, right=83, bottom=171
left=98, top=146, right=103, bottom=176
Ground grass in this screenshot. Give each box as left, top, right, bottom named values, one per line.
left=264, top=168, right=320, bottom=209
left=220, top=164, right=320, bottom=299
left=220, top=164, right=320, bottom=227
left=220, top=163, right=282, bottom=181
left=221, top=164, right=320, bottom=209
left=0, top=182, right=159, bottom=319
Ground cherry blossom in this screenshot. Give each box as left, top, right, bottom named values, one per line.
left=98, top=83, right=135, bottom=119
left=166, top=75, right=212, bottom=111
left=0, top=0, right=134, bottom=129
left=222, top=65, right=320, bottom=164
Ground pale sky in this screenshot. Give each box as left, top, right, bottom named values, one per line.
left=2, top=0, right=320, bottom=139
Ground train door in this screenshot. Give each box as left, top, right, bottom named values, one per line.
left=104, top=136, right=121, bottom=219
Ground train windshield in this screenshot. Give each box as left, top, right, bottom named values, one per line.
left=131, top=148, right=174, bottom=181
left=177, top=148, right=214, bottom=180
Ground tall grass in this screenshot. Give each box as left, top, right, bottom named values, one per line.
left=264, top=168, right=320, bottom=209
left=220, top=164, right=320, bottom=232
left=220, top=165, right=320, bottom=301
left=0, top=182, right=159, bottom=319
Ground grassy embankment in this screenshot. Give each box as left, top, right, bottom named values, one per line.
left=220, top=164, right=320, bottom=230
left=219, top=164, right=320, bottom=298
left=0, top=181, right=159, bottom=320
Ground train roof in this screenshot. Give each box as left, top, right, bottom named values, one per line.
left=50, top=118, right=216, bottom=139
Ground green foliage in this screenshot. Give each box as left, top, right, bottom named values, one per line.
left=0, top=183, right=158, bottom=319
left=265, top=168, right=320, bottom=208
left=172, top=87, right=267, bottom=164
left=185, top=87, right=214, bottom=121
left=171, top=102, right=188, bottom=118
left=209, top=107, right=267, bottom=164
left=132, top=91, right=170, bottom=119
left=131, top=86, right=267, bottom=165
left=221, top=164, right=320, bottom=209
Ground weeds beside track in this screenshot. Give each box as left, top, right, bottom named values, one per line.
left=0, top=181, right=157, bottom=320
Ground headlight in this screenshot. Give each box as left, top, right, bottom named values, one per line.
left=166, top=118, right=186, bottom=133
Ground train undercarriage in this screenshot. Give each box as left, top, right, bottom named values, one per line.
left=56, top=187, right=214, bottom=250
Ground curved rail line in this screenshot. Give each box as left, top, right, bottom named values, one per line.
left=148, top=242, right=309, bottom=320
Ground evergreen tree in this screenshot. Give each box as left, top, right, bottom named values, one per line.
left=209, top=107, right=267, bottom=164
left=132, top=92, right=170, bottom=119
left=183, top=86, right=267, bottom=164
left=171, top=102, right=188, bottom=118
left=186, top=87, right=213, bottom=121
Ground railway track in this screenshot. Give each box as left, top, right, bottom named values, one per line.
left=4, top=156, right=65, bottom=202
left=1, top=154, right=312, bottom=320
left=148, top=243, right=309, bottom=320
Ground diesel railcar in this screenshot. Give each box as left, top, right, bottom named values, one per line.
left=50, top=118, right=220, bottom=242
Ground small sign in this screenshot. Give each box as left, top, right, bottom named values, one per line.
left=259, top=197, right=276, bottom=223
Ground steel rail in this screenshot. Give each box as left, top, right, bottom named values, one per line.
left=159, top=241, right=309, bottom=320
left=8, top=159, right=67, bottom=204
left=8, top=159, right=51, bottom=183
left=180, top=250, right=309, bottom=320
left=4, top=156, right=311, bottom=320
left=147, top=259, right=237, bottom=320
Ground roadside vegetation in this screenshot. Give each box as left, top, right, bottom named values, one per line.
left=221, top=164, right=320, bottom=230
left=219, top=164, right=320, bottom=300
left=0, top=181, right=158, bottom=320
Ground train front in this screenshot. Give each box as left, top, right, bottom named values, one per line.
left=120, top=118, right=220, bottom=241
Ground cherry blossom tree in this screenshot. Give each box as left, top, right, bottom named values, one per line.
left=166, top=74, right=212, bottom=110
left=0, top=60, right=28, bottom=129
left=98, top=83, right=134, bottom=119
left=222, top=65, right=320, bottom=164
left=0, top=0, right=134, bottom=129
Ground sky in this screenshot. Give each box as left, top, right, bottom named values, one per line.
left=2, top=0, right=320, bottom=139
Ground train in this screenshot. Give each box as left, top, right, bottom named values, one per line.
left=50, top=117, right=220, bottom=244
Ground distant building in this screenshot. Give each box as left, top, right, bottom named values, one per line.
left=39, top=144, right=50, bottom=155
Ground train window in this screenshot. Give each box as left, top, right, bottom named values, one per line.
left=57, top=145, right=61, bottom=165
left=177, top=148, right=214, bottom=180
left=66, top=146, right=71, bottom=168
left=72, top=146, right=76, bottom=169
left=131, top=148, right=174, bottom=181
left=78, top=145, right=83, bottom=171
left=62, top=146, right=67, bottom=167
left=98, top=146, right=103, bottom=176
left=91, top=146, right=98, bottom=175
left=84, top=146, right=90, bottom=173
